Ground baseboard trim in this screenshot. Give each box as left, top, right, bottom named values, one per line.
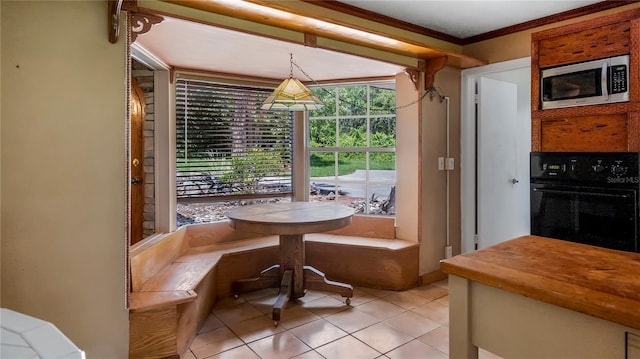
left=419, top=269, right=448, bottom=285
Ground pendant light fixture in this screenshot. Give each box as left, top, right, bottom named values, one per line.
left=261, top=53, right=324, bottom=111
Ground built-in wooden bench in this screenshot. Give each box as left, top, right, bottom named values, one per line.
left=128, top=216, right=419, bottom=359
left=305, top=233, right=419, bottom=289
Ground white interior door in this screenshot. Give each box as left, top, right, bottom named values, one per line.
left=477, top=77, right=528, bottom=249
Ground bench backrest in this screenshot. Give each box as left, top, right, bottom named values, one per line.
left=130, top=227, right=189, bottom=291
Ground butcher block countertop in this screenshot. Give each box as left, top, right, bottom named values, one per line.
left=440, top=235, right=640, bottom=331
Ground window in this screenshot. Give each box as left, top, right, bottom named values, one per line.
left=308, top=81, right=396, bottom=215
left=175, top=78, right=293, bottom=225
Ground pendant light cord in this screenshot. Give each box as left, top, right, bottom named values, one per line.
left=290, top=52, right=442, bottom=111
left=291, top=53, right=319, bottom=85
left=289, top=53, right=295, bottom=78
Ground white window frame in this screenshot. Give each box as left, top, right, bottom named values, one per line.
left=307, top=81, right=397, bottom=216
left=154, top=75, right=408, bottom=234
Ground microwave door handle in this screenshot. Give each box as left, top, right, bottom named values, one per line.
left=602, top=62, right=609, bottom=97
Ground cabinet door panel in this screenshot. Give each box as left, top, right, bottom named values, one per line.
left=540, top=114, right=628, bottom=152
left=538, top=21, right=630, bottom=68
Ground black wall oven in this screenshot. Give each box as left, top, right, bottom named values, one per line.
left=530, top=152, right=639, bottom=253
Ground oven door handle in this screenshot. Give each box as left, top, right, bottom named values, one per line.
left=532, top=187, right=630, bottom=199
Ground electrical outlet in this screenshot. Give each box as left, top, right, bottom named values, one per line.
left=438, top=157, right=445, bottom=171
left=446, top=158, right=455, bottom=170
left=445, top=245, right=453, bottom=258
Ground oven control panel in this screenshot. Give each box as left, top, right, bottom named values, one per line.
left=531, top=152, right=640, bottom=186
left=591, top=160, right=628, bottom=176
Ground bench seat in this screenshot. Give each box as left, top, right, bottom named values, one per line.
left=128, top=291, right=196, bottom=312
left=129, top=233, right=279, bottom=359
left=137, top=236, right=279, bottom=295
left=305, top=233, right=419, bottom=289
left=129, top=217, right=419, bottom=359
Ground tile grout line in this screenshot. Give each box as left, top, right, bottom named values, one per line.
left=190, top=281, right=451, bottom=359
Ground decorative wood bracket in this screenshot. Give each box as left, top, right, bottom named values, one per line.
left=424, top=56, right=447, bottom=90
left=403, top=69, right=420, bottom=91
left=130, top=12, right=164, bottom=42
left=108, top=0, right=125, bottom=43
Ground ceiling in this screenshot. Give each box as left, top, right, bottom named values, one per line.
left=336, top=0, right=601, bottom=39
left=133, top=1, right=604, bottom=82
left=134, top=16, right=406, bottom=82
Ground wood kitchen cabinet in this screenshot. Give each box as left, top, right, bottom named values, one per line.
left=531, top=8, right=640, bottom=152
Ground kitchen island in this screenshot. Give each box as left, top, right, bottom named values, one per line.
left=441, top=235, right=640, bottom=359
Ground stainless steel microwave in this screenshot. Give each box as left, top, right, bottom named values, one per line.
left=541, top=55, right=629, bottom=110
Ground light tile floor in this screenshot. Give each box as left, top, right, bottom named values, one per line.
left=184, top=279, right=502, bottom=359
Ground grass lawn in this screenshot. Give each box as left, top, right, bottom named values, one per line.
left=310, top=154, right=394, bottom=177
left=177, top=155, right=394, bottom=178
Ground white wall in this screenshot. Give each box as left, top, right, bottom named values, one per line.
left=395, top=72, right=420, bottom=242
left=1, top=2, right=129, bottom=357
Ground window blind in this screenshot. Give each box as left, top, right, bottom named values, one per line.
left=175, top=78, right=293, bottom=200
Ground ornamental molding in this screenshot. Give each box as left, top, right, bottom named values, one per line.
left=403, top=69, right=419, bottom=92
left=130, top=12, right=164, bottom=43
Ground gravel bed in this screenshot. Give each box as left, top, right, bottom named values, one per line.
left=176, top=193, right=393, bottom=227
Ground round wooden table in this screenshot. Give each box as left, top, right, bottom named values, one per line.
left=226, top=202, right=355, bottom=325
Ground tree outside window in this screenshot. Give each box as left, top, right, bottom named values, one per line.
left=308, top=81, right=396, bottom=215
left=175, top=78, right=294, bottom=226
left=174, top=78, right=397, bottom=226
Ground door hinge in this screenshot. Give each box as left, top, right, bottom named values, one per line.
left=474, top=94, right=479, bottom=104
left=473, top=234, right=479, bottom=250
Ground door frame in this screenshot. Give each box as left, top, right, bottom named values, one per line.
left=461, top=57, right=531, bottom=253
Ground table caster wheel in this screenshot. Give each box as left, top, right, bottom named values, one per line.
left=346, top=298, right=351, bottom=305
left=273, top=320, right=279, bottom=327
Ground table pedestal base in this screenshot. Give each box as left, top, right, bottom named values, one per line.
left=231, top=232, right=353, bottom=326
left=232, top=264, right=353, bottom=326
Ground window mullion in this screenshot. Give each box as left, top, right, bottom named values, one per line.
left=307, top=81, right=396, bottom=216
left=334, top=89, right=340, bottom=184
